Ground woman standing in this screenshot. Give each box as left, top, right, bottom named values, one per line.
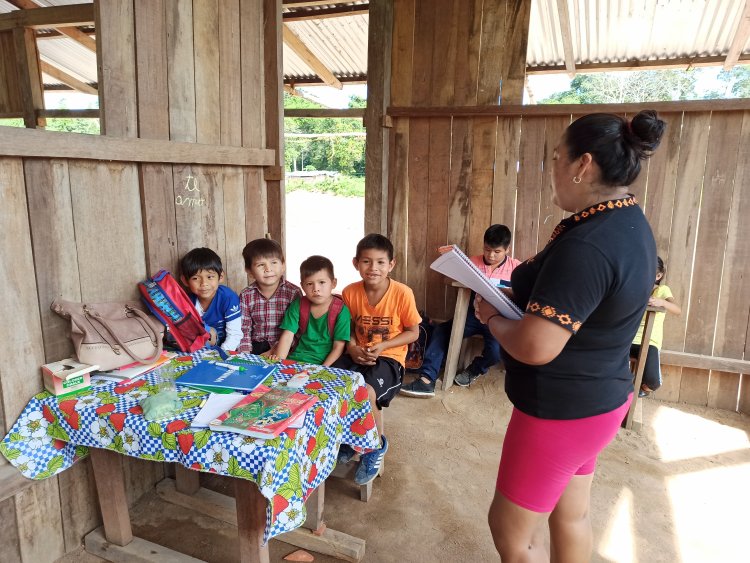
left=475, top=110, right=666, bottom=562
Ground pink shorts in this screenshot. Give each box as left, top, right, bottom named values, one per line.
left=497, top=394, right=632, bottom=513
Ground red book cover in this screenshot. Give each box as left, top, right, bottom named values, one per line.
left=208, top=385, right=318, bottom=439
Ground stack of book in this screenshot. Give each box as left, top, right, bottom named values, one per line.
left=175, top=360, right=277, bottom=394
left=207, top=385, right=318, bottom=439
left=91, top=351, right=175, bottom=383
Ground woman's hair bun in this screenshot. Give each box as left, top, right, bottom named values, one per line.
left=629, top=110, right=666, bottom=154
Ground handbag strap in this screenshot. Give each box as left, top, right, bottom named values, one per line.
left=84, top=305, right=163, bottom=365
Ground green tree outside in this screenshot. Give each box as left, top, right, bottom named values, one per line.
left=540, top=70, right=700, bottom=104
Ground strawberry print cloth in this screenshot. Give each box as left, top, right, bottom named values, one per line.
left=0, top=351, right=380, bottom=542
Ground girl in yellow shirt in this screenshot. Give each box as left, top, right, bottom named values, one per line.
left=631, top=257, right=682, bottom=396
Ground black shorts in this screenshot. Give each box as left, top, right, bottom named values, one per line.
left=333, top=355, right=404, bottom=409
left=252, top=341, right=272, bottom=355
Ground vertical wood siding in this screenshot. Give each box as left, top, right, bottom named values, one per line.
left=387, top=1, right=749, bottom=415
left=0, top=0, right=275, bottom=558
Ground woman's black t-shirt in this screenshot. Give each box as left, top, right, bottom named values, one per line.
left=504, top=196, right=656, bottom=419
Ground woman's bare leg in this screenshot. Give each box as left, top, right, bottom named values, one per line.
left=548, top=474, right=594, bottom=563
left=488, top=490, right=550, bottom=562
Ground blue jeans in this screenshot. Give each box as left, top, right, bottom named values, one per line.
left=420, top=301, right=501, bottom=382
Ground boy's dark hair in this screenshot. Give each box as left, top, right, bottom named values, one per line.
left=656, top=256, right=665, bottom=285
left=484, top=224, right=512, bottom=248
left=300, top=255, right=335, bottom=282
left=180, top=248, right=223, bottom=279
left=356, top=233, right=394, bottom=261
left=242, top=238, right=284, bottom=269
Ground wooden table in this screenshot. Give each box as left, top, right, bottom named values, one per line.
left=87, top=446, right=366, bottom=563
left=1, top=352, right=378, bottom=563
left=442, top=281, right=473, bottom=390
left=623, top=305, right=665, bottom=431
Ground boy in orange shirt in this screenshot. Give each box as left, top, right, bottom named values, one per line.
left=334, top=234, right=422, bottom=485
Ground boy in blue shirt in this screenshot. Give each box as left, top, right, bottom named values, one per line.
left=180, top=248, right=242, bottom=351
left=273, top=255, right=351, bottom=366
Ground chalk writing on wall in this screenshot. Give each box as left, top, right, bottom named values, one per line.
left=176, top=174, right=206, bottom=207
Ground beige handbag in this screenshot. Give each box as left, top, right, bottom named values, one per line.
left=50, top=300, right=164, bottom=371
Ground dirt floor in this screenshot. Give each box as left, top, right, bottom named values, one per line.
left=62, top=367, right=750, bottom=563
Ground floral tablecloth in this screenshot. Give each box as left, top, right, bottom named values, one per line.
left=0, top=351, right=380, bottom=541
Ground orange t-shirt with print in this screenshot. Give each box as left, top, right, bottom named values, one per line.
left=342, top=279, right=422, bottom=367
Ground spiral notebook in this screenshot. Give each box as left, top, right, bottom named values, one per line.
left=429, top=245, right=523, bottom=320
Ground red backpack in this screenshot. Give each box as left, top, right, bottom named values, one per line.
left=298, top=295, right=345, bottom=338
left=138, top=269, right=211, bottom=352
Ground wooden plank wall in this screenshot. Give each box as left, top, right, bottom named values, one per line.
left=390, top=0, right=530, bottom=320
left=0, top=0, right=277, bottom=559
left=389, top=105, right=750, bottom=413
left=386, top=5, right=749, bottom=415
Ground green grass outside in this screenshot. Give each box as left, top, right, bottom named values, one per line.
left=285, top=175, right=365, bottom=198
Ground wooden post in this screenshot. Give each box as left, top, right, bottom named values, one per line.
left=443, top=283, right=472, bottom=390
left=365, top=0, right=393, bottom=236
left=624, top=307, right=660, bottom=430
left=235, top=479, right=270, bottom=563
left=175, top=464, right=201, bottom=495
left=302, top=482, right=324, bottom=531
left=264, top=0, right=285, bottom=247
left=89, top=448, right=134, bottom=546
left=12, top=26, right=45, bottom=128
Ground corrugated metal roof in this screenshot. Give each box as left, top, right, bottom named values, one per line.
left=283, top=15, right=369, bottom=82
left=3, top=0, right=750, bottom=93
left=527, top=0, right=750, bottom=68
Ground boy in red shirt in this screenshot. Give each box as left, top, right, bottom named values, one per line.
left=335, top=234, right=421, bottom=485
left=401, top=224, right=521, bottom=397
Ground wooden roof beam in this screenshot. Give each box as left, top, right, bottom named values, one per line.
left=724, top=0, right=750, bottom=70
left=556, top=0, right=576, bottom=77
left=282, top=1, right=340, bottom=7
left=0, top=3, right=94, bottom=32
left=282, top=24, right=342, bottom=89
left=283, top=4, right=369, bottom=21
left=40, top=60, right=97, bottom=95
left=527, top=55, right=750, bottom=74
left=5, top=0, right=96, bottom=51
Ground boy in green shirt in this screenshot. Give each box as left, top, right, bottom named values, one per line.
left=274, top=255, right=351, bottom=366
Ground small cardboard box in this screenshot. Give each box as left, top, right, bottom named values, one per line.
left=42, top=359, right=98, bottom=396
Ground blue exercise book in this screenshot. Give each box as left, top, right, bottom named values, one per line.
left=176, top=361, right=277, bottom=393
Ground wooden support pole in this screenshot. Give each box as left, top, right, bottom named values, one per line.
left=624, top=308, right=659, bottom=430
left=302, top=482, right=324, bottom=531
left=234, top=479, right=270, bottom=563
left=12, top=26, right=45, bottom=128
left=89, top=448, right=133, bottom=547
left=175, top=464, right=201, bottom=495
left=364, top=0, right=393, bottom=236
left=265, top=0, right=286, bottom=248
left=443, top=285, right=472, bottom=390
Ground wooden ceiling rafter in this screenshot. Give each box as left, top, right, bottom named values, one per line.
left=5, top=0, right=96, bottom=52
left=282, top=1, right=344, bottom=7
left=0, top=3, right=94, bottom=31
left=724, top=0, right=750, bottom=70
left=282, top=23, right=343, bottom=89
left=555, top=0, right=576, bottom=77
left=528, top=54, right=750, bottom=74
left=283, top=3, right=368, bottom=21
left=40, top=59, right=96, bottom=95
